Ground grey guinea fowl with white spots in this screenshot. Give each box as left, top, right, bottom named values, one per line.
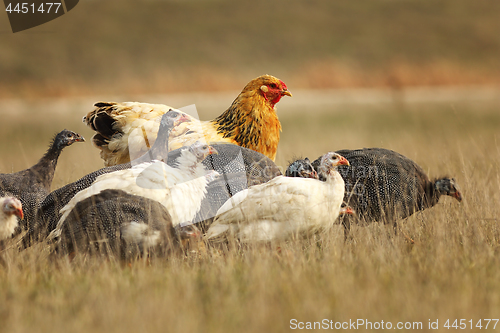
left=0, top=130, right=84, bottom=232
left=289, top=148, right=463, bottom=237
left=285, top=157, right=318, bottom=179
left=55, top=189, right=178, bottom=258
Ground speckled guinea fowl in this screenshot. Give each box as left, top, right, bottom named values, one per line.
left=0, top=130, right=84, bottom=230
left=304, top=148, right=462, bottom=235
left=285, top=157, right=318, bottom=179
left=55, top=189, right=177, bottom=258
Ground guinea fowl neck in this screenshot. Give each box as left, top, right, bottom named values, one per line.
left=423, top=181, right=441, bottom=208
left=29, top=138, right=65, bottom=191
left=135, top=119, right=173, bottom=163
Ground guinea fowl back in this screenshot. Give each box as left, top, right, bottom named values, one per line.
left=57, top=189, right=176, bottom=258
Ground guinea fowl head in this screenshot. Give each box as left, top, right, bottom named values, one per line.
left=176, top=224, right=202, bottom=240
left=54, top=130, right=85, bottom=149
left=339, top=203, right=355, bottom=215
left=318, top=152, right=349, bottom=175
left=2, top=197, right=23, bottom=220
left=145, top=109, right=191, bottom=162
left=434, top=177, right=462, bottom=202
left=244, top=74, right=292, bottom=107
left=188, top=141, right=219, bottom=163
left=175, top=224, right=202, bottom=250
left=285, top=158, right=319, bottom=179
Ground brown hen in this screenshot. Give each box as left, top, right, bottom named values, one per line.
left=84, top=74, right=291, bottom=166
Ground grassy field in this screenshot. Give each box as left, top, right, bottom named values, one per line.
left=0, top=95, right=499, bottom=332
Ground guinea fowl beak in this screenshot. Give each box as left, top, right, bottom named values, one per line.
left=208, top=146, right=219, bottom=155
left=281, top=89, right=292, bottom=97
left=453, top=191, right=463, bottom=202
left=341, top=206, right=355, bottom=215
left=76, top=135, right=85, bottom=142
left=177, top=113, right=192, bottom=124
left=301, top=170, right=318, bottom=179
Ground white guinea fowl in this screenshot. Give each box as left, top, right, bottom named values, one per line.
left=0, top=197, right=23, bottom=240
left=205, top=152, right=349, bottom=243
left=50, top=141, right=218, bottom=240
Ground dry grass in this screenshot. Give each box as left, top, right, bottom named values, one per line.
left=1, top=96, right=500, bottom=332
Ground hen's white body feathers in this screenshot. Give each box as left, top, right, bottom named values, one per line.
left=206, top=171, right=345, bottom=243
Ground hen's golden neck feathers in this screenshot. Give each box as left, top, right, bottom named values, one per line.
left=212, top=75, right=290, bottom=161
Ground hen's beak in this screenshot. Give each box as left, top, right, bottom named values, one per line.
left=281, top=89, right=292, bottom=97
left=208, top=146, right=218, bottom=155
left=453, top=191, right=463, bottom=202
left=15, top=207, right=24, bottom=220
left=338, top=156, right=350, bottom=166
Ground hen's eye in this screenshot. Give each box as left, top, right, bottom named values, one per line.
left=269, top=83, right=277, bottom=89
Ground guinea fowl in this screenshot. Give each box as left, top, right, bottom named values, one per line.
left=288, top=148, right=462, bottom=237
left=0, top=197, right=23, bottom=240
left=49, top=141, right=218, bottom=241
left=285, top=157, right=318, bottom=179
left=0, top=130, right=84, bottom=229
left=84, top=74, right=291, bottom=165
left=55, top=189, right=178, bottom=257
left=205, top=152, right=349, bottom=243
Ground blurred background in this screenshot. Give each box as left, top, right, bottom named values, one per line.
left=1, top=0, right=500, bottom=98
